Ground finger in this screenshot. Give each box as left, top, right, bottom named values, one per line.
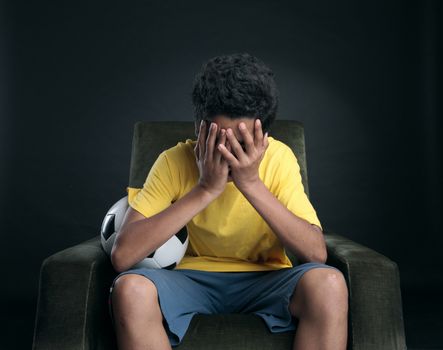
left=219, top=138, right=231, bottom=168
left=198, top=120, right=207, bottom=161
left=217, top=142, right=240, bottom=168
left=205, top=122, right=217, bottom=162
left=238, top=122, right=254, bottom=155
left=258, top=131, right=269, bottom=162
left=225, top=128, right=247, bottom=162
left=254, top=118, right=264, bottom=148
left=194, top=142, right=199, bottom=161
left=214, top=128, right=226, bottom=164
left=264, top=131, right=269, bottom=151
left=194, top=121, right=203, bottom=160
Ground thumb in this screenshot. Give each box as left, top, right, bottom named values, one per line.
left=194, top=142, right=199, bottom=160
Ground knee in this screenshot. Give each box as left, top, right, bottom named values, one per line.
left=291, top=268, right=349, bottom=318
left=112, top=273, right=158, bottom=306
left=311, top=269, right=348, bottom=314
left=323, top=269, right=349, bottom=305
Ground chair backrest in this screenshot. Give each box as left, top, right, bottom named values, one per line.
left=128, top=119, right=311, bottom=198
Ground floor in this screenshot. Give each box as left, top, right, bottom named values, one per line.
left=1, top=287, right=442, bottom=349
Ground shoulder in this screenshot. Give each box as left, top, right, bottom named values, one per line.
left=161, top=138, right=196, bottom=168
left=265, top=136, right=297, bottom=162
left=163, top=138, right=196, bottom=157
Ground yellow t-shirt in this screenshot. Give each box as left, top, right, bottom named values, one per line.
left=126, top=136, right=322, bottom=272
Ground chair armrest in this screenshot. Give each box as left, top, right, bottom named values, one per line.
left=32, top=236, right=118, bottom=350
left=324, top=231, right=406, bottom=350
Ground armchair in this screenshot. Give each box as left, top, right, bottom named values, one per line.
left=32, top=120, right=406, bottom=350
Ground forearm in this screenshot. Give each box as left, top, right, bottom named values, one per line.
left=112, top=185, right=215, bottom=272
left=241, top=180, right=327, bottom=263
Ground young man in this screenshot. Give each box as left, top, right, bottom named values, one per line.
left=109, top=53, right=349, bottom=350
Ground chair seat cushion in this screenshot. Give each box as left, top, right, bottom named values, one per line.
left=179, top=314, right=294, bottom=350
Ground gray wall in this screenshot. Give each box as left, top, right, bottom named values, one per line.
left=1, top=0, right=441, bottom=348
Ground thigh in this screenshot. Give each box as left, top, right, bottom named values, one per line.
left=230, top=262, right=340, bottom=333
left=108, top=267, right=222, bottom=347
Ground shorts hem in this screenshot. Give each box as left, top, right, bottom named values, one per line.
left=257, top=263, right=340, bottom=334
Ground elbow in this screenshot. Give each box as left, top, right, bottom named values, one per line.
left=307, top=251, right=327, bottom=264
left=318, top=238, right=328, bottom=263
left=297, top=248, right=327, bottom=265
left=314, top=238, right=328, bottom=264
left=313, top=225, right=327, bottom=264
left=111, top=246, right=128, bottom=273
left=316, top=248, right=328, bottom=264
left=307, top=246, right=328, bottom=264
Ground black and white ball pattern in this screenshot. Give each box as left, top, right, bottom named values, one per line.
left=100, top=196, right=189, bottom=270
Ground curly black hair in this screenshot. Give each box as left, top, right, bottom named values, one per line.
left=191, top=53, right=279, bottom=134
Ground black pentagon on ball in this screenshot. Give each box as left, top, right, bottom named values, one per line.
left=145, top=228, right=188, bottom=262
left=164, top=262, right=177, bottom=270
left=175, top=226, right=188, bottom=244
left=101, top=214, right=115, bottom=240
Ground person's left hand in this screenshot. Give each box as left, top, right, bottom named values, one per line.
left=217, top=118, right=269, bottom=192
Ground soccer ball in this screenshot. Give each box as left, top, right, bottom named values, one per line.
left=100, top=195, right=189, bottom=270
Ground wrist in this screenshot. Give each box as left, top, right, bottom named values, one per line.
left=195, top=183, right=220, bottom=202
left=238, top=177, right=263, bottom=195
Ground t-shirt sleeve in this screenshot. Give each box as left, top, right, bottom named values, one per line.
left=275, top=147, right=323, bottom=230
left=128, top=151, right=179, bottom=218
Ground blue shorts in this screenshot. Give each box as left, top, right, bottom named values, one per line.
left=108, top=262, right=339, bottom=347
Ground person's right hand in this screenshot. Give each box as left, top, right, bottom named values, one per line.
left=194, top=120, right=230, bottom=197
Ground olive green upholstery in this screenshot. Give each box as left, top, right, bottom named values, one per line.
left=32, top=120, right=407, bottom=350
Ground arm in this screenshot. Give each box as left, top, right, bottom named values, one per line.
left=218, top=118, right=327, bottom=264
left=111, top=186, right=215, bottom=273
left=111, top=120, right=229, bottom=273
left=240, top=180, right=327, bottom=263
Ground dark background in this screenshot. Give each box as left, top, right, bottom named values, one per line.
left=1, top=0, right=441, bottom=349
